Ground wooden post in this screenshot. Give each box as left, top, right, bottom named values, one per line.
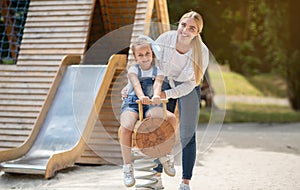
left=136, top=100, right=144, bottom=121
left=155, top=0, right=170, bottom=33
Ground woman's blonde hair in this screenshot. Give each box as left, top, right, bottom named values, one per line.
left=179, top=11, right=204, bottom=85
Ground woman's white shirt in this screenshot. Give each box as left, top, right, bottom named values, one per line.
left=169, top=49, right=192, bottom=78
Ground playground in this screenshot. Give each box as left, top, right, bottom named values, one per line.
left=0, top=0, right=209, bottom=188
left=1, top=0, right=300, bottom=189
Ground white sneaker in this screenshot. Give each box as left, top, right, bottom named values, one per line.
left=153, top=175, right=164, bottom=189
left=123, top=164, right=135, bottom=187
left=179, top=183, right=190, bottom=190
left=159, top=154, right=176, bottom=177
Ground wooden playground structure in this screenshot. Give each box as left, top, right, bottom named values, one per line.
left=0, top=0, right=170, bottom=178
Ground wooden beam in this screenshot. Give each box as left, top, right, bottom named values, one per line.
left=155, top=0, right=170, bottom=33
left=99, top=0, right=112, bottom=32
left=144, top=0, right=154, bottom=35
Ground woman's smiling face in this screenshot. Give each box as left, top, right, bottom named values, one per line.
left=177, top=18, right=199, bottom=43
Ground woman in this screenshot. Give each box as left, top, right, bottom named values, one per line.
left=122, top=11, right=209, bottom=190
left=155, top=11, right=209, bottom=190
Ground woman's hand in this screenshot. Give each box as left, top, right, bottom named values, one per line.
left=160, top=91, right=166, bottom=99
left=151, top=95, right=161, bottom=105
left=121, top=84, right=129, bottom=99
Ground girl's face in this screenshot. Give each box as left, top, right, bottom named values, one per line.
left=133, top=44, right=153, bottom=70
left=177, top=18, right=199, bottom=43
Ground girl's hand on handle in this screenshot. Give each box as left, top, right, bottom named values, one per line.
left=151, top=95, right=161, bottom=105
left=139, top=96, right=151, bottom=105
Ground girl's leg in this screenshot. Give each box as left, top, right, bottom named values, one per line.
left=178, top=86, right=201, bottom=182
left=119, top=111, right=139, bottom=164
left=119, top=111, right=139, bottom=187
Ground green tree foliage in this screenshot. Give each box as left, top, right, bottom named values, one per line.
left=167, top=0, right=299, bottom=110
left=167, top=0, right=288, bottom=75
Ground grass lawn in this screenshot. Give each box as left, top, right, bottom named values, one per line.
left=199, top=103, right=300, bottom=123
left=199, top=65, right=300, bottom=123
left=209, top=65, right=287, bottom=98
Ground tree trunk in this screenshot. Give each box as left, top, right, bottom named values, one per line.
left=287, top=0, right=300, bottom=110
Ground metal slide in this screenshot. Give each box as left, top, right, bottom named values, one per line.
left=0, top=65, right=107, bottom=177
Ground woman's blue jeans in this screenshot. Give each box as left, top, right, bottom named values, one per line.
left=155, top=81, right=201, bottom=180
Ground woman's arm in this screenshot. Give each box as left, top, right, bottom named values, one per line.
left=164, top=79, right=196, bottom=99
left=121, top=83, right=130, bottom=99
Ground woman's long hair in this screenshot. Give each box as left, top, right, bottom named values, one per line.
left=179, top=11, right=204, bottom=85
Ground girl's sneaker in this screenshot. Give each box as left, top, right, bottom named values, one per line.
left=123, top=164, right=135, bottom=187
left=159, top=154, right=176, bottom=177
left=153, top=175, right=164, bottom=189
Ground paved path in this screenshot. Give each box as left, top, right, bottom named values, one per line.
left=1, top=123, right=300, bottom=190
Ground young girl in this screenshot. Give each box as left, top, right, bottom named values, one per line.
left=119, top=37, right=176, bottom=188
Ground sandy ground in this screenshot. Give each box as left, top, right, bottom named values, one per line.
left=1, top=122, right=300, bottom=190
